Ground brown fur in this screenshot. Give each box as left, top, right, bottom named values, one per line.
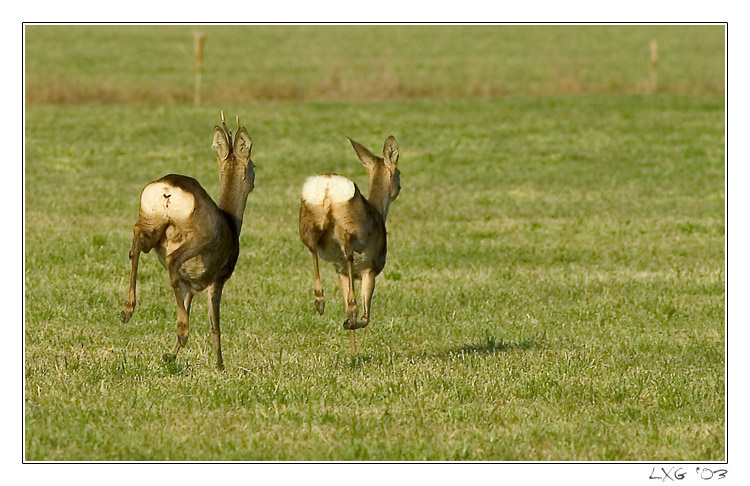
left=121, top=115, right=255, bottom=370
left=299, top=136, right=400, bottom=349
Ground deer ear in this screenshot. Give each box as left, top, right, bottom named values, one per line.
left=348, top=137, right=379, bottom=168
left=234, top=127, right=252, bottom=163
left=212, top=126, right=230, bottom=160
left=383, top=136, right=399, bottom=170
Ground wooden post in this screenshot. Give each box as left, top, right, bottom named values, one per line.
left=649, top=39, right=658, bottom=94
left=193, top=31, right=206, bottom=106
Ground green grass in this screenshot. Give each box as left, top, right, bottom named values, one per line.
left=25, top=94, right=724, bottom=461
left=24, top=24, right=725, bottom=103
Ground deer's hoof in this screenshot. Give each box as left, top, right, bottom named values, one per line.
left=352, top=319, right=369, bottom=330
left=162, top=353, right=176, bottom=363
left=120, top=308, right=133, bottom=323
left=314, top=298, right=325, bottom=315
left=343, top=319, right=369, bottom=330
left=356, top=319, right=370, bottom=329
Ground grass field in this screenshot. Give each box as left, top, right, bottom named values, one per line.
left=25, top=25, right=725, bottom=103
left=24, top=25, right=725, bottom=461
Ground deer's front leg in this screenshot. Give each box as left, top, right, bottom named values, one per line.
left=338, top=271, right=358, bottom=354
left=338, top=272, right=357, bottom=328
left=310, top=249, right=325, bottom=315
left=355, top=270, right=375, bottom=330
left=207, top=283, right=225, bottom=371
left=341, top=271, right=372, bottom=331
left=341, top=236, right=358, bottom=328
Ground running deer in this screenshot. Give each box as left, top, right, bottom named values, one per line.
left=299, top=136, right=401, bottom=353
left=120, top=113, right=255, bottom=370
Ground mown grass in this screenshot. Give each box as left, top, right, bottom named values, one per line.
left=25, top=92, right=724, bottom=460
left=25, top=24, right=725, bottom=104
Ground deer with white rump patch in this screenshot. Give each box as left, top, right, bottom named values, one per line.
left=299, top=136, right=401, bottom=353
left=120, top=113, right=255, bottom=370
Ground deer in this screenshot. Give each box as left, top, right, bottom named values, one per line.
left=299, top=136, right=401, bottom=354
left=120, top=113, right=255, bottom=371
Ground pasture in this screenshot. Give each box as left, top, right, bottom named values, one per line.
left=24, top=25, right=725, bottom=461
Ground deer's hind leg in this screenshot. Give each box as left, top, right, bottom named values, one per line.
left=300, top=203, right=327, bottom=315
left=310, top=249, right=326, bottom=315
left=164, top=230, right=221, bottom=361
left=161, top=240, right=208, bottom=364
left=164, top=280, right=193, bottom=363
left=121, top=221, right=167, bottom=323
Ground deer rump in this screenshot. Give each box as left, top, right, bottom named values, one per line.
left=299, top=174, right=387, bottom=278
left=139, top=174, right=240, bottom=289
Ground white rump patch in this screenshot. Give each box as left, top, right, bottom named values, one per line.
left=140, top=181, right=195, bottom=223
left=301, top=174, right=356, bottom=206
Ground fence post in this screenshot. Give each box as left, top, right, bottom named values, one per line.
left=649, top=39, right=658, bottom=94
left=193, top=31, right=206, bottom=106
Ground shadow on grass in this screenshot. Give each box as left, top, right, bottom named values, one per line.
left=160, top=359, right=185, bottom=376
left=347, top=354, right=375, bottom=369
left=438, top=335, right=536, bottom=358
left=341, top=335, right=540, bottom=368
